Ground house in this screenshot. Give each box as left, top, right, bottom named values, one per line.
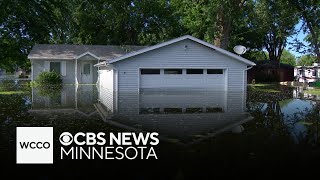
left=28, top=44, right=145, bottom=84
left=294, top=63, right=320, bottom=83
left=95, top=35, right=256, bottom=92
left=247, top=60, right=294, bottom=83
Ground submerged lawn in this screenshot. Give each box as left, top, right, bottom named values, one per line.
left=303, top=88, right=320, bottom=95
left=0, top=80, right=30, bottom=95
left=248, top=83, right=281, bottom=93
left=0, top=91, right=27, bottom=95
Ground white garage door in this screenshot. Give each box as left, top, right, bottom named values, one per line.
left=140, top=69, right=226, bottom=90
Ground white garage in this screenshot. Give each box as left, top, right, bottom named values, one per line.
left=95, top=35, right=255, bottom=93
left=140, top=68, right=226, bottom=90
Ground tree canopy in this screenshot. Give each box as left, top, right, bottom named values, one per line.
left=280, top=50, right=296, bottom=66
left=0, top=0, right=318, bottom=71
left=297, top=54, right=317, bottom=66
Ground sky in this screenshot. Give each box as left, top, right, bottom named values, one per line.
left=286, top=21, right=308, bottom=58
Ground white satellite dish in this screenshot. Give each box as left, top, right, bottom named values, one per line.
left=233, top=45, right=247, bottom=55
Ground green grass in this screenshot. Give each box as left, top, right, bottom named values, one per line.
left=249, top=83, right=276, bottom=87
left=0, top=91, right=26, bottom=95
left=248, top=83, right=280, bottom=92
left=252, top=89, right=281, bottom=93
left=303, top=88, right=320, bottom=95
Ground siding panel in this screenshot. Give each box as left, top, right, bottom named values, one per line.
left=113, top=39, right=248, bottom=92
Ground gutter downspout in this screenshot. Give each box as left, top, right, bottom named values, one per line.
left=96, top=58, right=101, bottom=85
left=74, top=57, right=78, bottom=85
left=242, top=65, right=254, bottom=111
left=244, top=66, right=254, bottom=88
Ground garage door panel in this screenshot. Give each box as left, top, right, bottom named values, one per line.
left=140, top=75, right=161, bottom=88
left=140, top=69, right=226, bottom=90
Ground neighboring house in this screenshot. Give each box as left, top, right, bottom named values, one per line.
left=294, top=63, right=320, bottom=83
left=96, top=35, right=255, bottom=92
left=247, top=60, right=294, bottom=83
left=28, top=44, right=145, bottom=84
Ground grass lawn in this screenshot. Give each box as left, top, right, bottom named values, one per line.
left=0, top=91, right=26, bottom=95
left=249, top=83, right=276, bottom=87
left=303, top=88, right=320, bottom=95
left=248, top=83, right=281, bottom=93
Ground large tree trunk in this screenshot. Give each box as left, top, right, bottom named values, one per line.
left=213, top=9, right=232, bottom=49
left=213, top=0, right=245, bottom=49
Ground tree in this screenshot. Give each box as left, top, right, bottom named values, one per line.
left=280, top=50, right=296, bottom=66
left=250, top=0, right=299, bottom=62
left=245, top=50, right=268, bottom=61
left=297, top=55, right=317, bottom=66
left=0, top=0, right=67, bottom=71
left=74, top=0, right=179, bottom=45
left=171, top=0, right=247, bottom=49
left=291, top=0, right=320, bottom=62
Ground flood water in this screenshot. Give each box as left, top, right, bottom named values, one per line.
left=1, top=81, right=320, bottom=178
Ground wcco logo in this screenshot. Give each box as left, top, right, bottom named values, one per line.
left=16, top=127, right=53, bottom=164
left=19, top=141, right=51, bottom=149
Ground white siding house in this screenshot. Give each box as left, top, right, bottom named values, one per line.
left=96, top=35, right=255, bottom=92
left=28, top=45, right=145, bottom=84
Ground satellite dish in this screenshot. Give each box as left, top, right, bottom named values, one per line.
left=233, top=45, right=247, bottom=55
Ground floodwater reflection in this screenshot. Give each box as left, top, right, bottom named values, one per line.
left=95, top=87, right=252, bottom=143
left=28, top=85, right=320, bottom=145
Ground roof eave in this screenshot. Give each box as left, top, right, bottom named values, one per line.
left=28, top=57, right=75, bottom=60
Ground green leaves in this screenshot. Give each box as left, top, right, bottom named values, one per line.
left=280, top=50, right=296, bottom=66
left=297, top=54, right=317, bottom=66
left=250, top=0, right=299, bottom=61
left=35, top=71, right=63, bottom=86
left=1, top=0, right=319, bottom=71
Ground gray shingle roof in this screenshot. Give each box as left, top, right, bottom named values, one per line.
left=28, top=44, right=147, bottom=61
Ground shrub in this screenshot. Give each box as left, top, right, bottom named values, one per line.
left=35, top=71, right=62, bottom=86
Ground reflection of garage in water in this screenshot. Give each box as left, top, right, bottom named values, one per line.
left=95, top=87, right=252, bottom=144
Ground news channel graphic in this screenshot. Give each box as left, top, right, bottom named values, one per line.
left=16, top=127, right=159, bottom=164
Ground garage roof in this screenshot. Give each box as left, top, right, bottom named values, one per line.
left=105, top=35, right=255, bottom=66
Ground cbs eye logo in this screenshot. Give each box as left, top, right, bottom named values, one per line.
left=59, top=132, right=73, bottom=146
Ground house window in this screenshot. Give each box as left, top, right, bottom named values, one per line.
left=83, top=64, right=91, bottom=75
left=186, top=69, right=203, bottom=74
left=207, top=69, right=223, bottom=74
left=140, top=108, right=161, bottom=114
left=185, top=108, right=203, bottom=113
left=164, top=69, right=182, bottom=74
left=50, top=62, right=61, bottom=74
left=206, top=107, right=223, bottom=113
left=140, top=69, right=160, bottom=74
left=164, top=108, right=182, bottom=114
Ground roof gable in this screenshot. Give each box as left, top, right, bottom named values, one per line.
left=108, top=35, right=255, bottom=66
left=76, top=51, right=100, bottom=60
